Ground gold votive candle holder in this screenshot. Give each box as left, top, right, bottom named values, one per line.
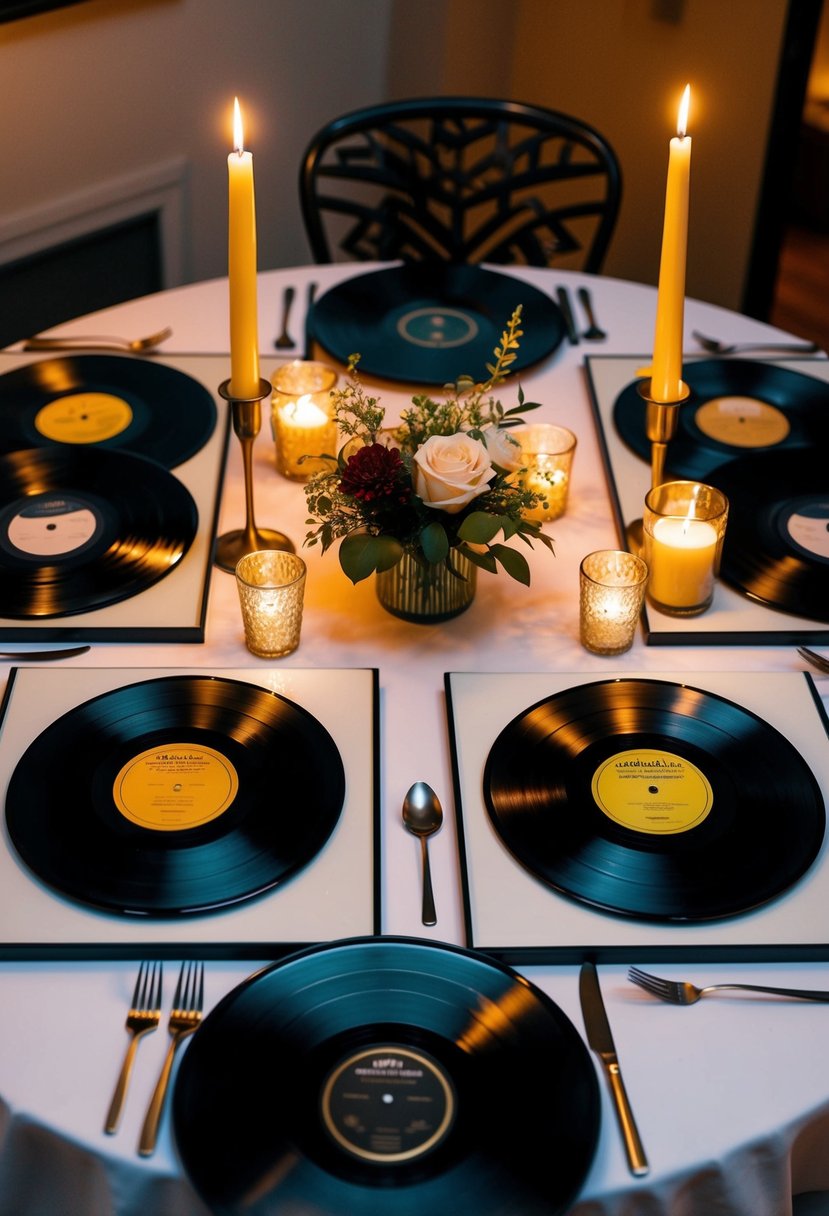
left=643, top=480, right=729, bottom=616
left=517, top=424, right=577, bottom=521
left=579, top=549, right=648, bottom=655
left=271, top=360, right=337, bottom=480
left=235, top=550, right=307, bottom=658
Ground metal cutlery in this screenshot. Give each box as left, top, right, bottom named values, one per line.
left=577, top=287, right=607, bottom=340
left=691, top=330, right=820, bottom=356
left=105, top=961, right=163, bottom=1135
left=628, top=965, right=829, bottom=1005
left=303, top=281, right=318, bottom=360
left=23, top=326, right=173, bottom=355
left=402, top=782, right=442, bottom=926
left=138, top=960, right=204, bottom=1156
left=798, top=646, right=829, bottom=675
left=0, top=645, right=91, bottom=662
left=580, top=961, right=649, bottom=1177
left=275, top=285, right=296, bottom=350
left=555, top=287, right=579, bottom=344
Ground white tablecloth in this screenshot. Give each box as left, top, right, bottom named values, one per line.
left=1, top=263, right=828, bottom=1215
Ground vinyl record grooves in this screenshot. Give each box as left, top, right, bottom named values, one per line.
left=312, top=264, right=565, bottom=385
left=710, top=449, right=829, bottom=621
left=4, top=675, right=346, bottom=915
left=172, top=937, right=599, bottom=1216
left=612, top=359, right=828, bottom=479
left=0, top=354, right=216, bottom=468
left=483, top=678, right=825, bottom=921
left=0, top=447, right=197, bottom=618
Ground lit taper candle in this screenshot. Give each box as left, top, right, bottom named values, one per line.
left=650, top=85, right=691, bottom=404
left=228, top=97, right=261, bottom=399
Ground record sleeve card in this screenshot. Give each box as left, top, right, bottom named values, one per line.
left=585, top=355, right=829, bottom=645
left=0, top=666, right=379, bottom=958
left=446, top=670, right=829, bottom=963
left=0, top=353, right=230, bottom=641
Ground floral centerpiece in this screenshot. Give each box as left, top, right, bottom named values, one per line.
left=304, top=306, right=555, bottom=620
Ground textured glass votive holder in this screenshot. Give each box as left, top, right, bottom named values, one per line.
left=579, top=549, right=648, bottom=655
left=643, top=480, right=729, bottom=617
left=271, top=360, right=338, bottom=480
left=517, top=424, right=577, bottom=521
left=235, top=550, right=307, bottom=658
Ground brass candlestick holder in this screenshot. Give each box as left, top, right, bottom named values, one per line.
left=625, top=377, right=690, bottom=556
left=214, top=378, right=294, bottom=573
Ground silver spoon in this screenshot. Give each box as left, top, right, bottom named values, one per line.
left=577, top=287, right=607, bottom=340
left=402, top=781, right=442, bottom=926
left=274, top=286, right=296, bottom=350
left=691, top=330, right=820, bottom=356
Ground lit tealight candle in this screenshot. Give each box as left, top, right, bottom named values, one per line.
left=273, top=393, right=337, bottom=480
left=517, top=424, right=577, bottom=522
left=643, top=480, right=728, bottom=616
left=580, top=550, right=649, bottom=655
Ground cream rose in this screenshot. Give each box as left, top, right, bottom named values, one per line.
left=413, top=433, right=495, bottom=513
left=481, top=425, right=524, bottom=472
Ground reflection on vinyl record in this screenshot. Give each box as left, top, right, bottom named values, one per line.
left=4, top=675, right=346, bottom=915
left=0, top=448, right=197, bottom=618
left=612, top=359, right=828, bottom=479
left=173, top=937, right=599, bottom=1216
left=312, top=264, right=565, bottom=384
left=710, top=449, right=829, bottom=622
left=0, top=355, right=216, bottom=468
left=483, top=678, right=825, bottom=921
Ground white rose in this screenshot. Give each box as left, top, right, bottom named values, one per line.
left=482, top=426, right=524, bottom=472
left=413, top=433, right=495, bottom=514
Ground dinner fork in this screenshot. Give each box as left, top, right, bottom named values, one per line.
left=22, top=326, right=173, bottom=354
left=138, top=961, right=204, bottom=1156
left=798, top=646, right=829, bottom=675
left=104, top=961, right=163, bottom=1134
left=628, top=966, right=829, bottom=1005
left=691, top=330, right=820, bottom=356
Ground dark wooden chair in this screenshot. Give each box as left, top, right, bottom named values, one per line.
left=299, top=96, right=622, bottom=272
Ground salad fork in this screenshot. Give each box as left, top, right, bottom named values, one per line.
left=138, top=961, right=204, bottom=1155
left=104, top=961, right=163, bottom=1134
left=628, top=966, right=829, bottom=1005
left=691, top=330, right=819, bottom=356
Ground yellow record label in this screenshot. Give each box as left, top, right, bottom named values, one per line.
left=694, top=396, right=790, bottom=448
left=35, top=392, right=133, bottom=444
left=591, top=748, right=713, bottom=834
left=113, top=743, right=239, bottom=831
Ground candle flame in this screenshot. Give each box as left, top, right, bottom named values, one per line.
left=233, top=96, right=245, bottom=155
left=677, top=84, right=691, bottom=139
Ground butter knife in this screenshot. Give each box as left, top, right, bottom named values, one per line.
left=556, top=287, right=579, bottom=345
left=579, top=961, right=649, bottom=1177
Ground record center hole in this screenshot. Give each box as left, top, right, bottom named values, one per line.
left=382, top=1093, right=394, bottom=1104
left=46, top=523, right=56, bottom=531
left=648, top=785, right=659, bottom=794
left=173, top=783, right=182, bottom=792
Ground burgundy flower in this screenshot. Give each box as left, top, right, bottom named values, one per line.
left=339, top=443, right=412, bottom=506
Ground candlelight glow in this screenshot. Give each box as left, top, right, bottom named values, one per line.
left=233, top=96, right=244, bottom=155
left=677, top=84, right=691, bottom=139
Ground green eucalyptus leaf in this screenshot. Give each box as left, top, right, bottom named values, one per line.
left=491, top=543, right=531, bottom=585
left=339, top=534, right=403, bottom=583
left=420, top=520, right=450, bottom=563
left=457, top=511, right=502, bottom=543
left=457, top=543, right=498, bottom=574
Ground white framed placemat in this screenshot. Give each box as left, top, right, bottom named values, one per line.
left=446, top=669, right=829, bottom=963
left=0, top=666, right=379, bottom=958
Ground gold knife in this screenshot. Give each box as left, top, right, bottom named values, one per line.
left=579, top=961, right=649, bottom=1176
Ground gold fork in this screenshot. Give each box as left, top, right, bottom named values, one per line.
left=22, top=325, right=173, bottom=354
left=138, top=960, right=204, bottom=1156
left=104, top=961, right=163, bottom=1134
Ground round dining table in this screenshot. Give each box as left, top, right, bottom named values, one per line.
left=1, top=261, right=828, bottom=1216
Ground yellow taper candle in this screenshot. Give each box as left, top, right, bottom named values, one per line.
left=228, top=97, right=260, bottom=399
left=650, top=84, right=691, bottom=404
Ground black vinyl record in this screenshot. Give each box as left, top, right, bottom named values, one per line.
left=0, top=447, right=197, bottom=618
left=312, top=264, right=565, bottom=384
left=172, top=937, right=599, bottom=1216
left=612, top=359, right=828, bottom=479
left=0, top=355, right=216, bottom=468
left=4, top=675, right=346, bottom=916
left=483, top=678, right=825, bottom=922
left=710, top=449, right=829, bottom=622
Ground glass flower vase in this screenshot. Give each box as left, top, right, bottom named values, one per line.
left=375, top=551, right=477, bottom=623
